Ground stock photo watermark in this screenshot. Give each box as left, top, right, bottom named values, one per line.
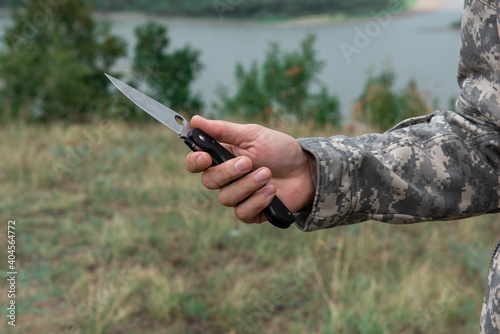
left=237, top=257, right=318, bottom=333
left=6, top=0, right=70, bottom=52
left=409, top=278, right=464, bottom=332
left=50, top=92, right=136, bottom=182
left=213, top=0, right=243, bottom=21
left=51, top=116, right=115, bottom=181
left=339, top=0, right=406, bottom=63
left=6, top=219, right=17, bottom=327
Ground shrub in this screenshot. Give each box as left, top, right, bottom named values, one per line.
left=219, top=34, right=341, bottom=128
left=352, top=66, right=431, bottom=131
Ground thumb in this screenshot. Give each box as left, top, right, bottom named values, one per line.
left=190, top=115, right=249, bottom=145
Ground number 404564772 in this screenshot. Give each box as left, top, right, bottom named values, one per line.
left=7, top=220, right=16, bottom=271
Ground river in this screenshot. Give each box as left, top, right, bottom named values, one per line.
left=0, top=1, right=464, bottom=117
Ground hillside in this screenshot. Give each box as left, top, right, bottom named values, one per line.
left=0, top=0, right=415, bottom=18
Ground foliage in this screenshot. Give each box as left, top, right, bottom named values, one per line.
left=130, top=22, right=203, bottom=118
left=219, top=34, right=341, bottom=127
left=352, top=65, right=431, bottom=131
left=0, top=0, right=127, bottom=121
left=82, top=0, right=414, bottom=19
left=0, top=2, right=204, bottom=122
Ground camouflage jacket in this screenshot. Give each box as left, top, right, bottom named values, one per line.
left=295, top=0, right=500, bottom=332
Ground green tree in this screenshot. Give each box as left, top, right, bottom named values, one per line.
left=219, top=34, right=341, bottom=127
left=352, top=66, right=430, bottom=131
left=0, top=0, right=127, bottom=121
left=131, top=22, right=203, bottom=117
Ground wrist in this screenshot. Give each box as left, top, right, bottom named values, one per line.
left=291, top=148, right=318, bottom=212
left=305, top=150, right=317, bottom=206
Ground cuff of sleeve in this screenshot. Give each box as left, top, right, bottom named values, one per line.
left=294, top=136, right=359, bottom=232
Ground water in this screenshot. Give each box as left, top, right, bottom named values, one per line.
left=0, top=1, right=464, bottom=116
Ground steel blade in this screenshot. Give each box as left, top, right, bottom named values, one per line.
left=105, top=74, right=189, bottom=136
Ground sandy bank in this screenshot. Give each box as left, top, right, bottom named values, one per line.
left=410, top=0, right=457, bottom=13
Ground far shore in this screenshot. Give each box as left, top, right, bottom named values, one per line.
left=0, top=0, right=459, bottom=28
left=411, top=0, right=456, bottom=13
left=93, top=0, right=458, bottom=28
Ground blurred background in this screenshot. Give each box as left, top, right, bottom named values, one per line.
left=1, top=0, right=499, bottom=333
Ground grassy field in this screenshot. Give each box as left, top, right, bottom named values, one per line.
left=1, top=120, right=499, bottom=333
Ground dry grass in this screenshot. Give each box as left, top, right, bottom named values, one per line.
left=0, top=121, right=498, bottom=334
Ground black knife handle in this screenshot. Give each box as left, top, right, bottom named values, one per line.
left=187, top=128, right=295, bottom=229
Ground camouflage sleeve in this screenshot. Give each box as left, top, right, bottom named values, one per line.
left=293, top=0, right=500, bottom=232
left=294, top=111, right=500, bottom=232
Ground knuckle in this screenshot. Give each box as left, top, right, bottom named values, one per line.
left=185, top=153, right=197, bottom=172
left=186, top=152, right=208, bottom=173
left=218, top=190, right=233, bottom=207
left=200, top=171, right=218, bottom=190
left=233, top=206, right=252, bottom=223
left=233, top=189, right=274, bottom=224
left=234, top=205, right=260, bottom=224
left=204, top=162, right=237, bottom=189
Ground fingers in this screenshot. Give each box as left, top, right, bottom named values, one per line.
left=191, top=115, right=254, bottom=145
left=217, top=168, right=276, bottom=225
left=217, top=167, right=272, bottom=206
left=185, top=151, right=212, bottom=173
left=186, top=148, right=276, bottom=224
left=187, top=152, right=264, bottom=194
left=232, top=185, right=276, bottom=224
left=187, top=116, right=280, bottom=225
left=199, top=156, right=252, bottom=189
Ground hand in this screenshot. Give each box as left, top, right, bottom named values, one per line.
left=185, top=115, right=317, bottom=225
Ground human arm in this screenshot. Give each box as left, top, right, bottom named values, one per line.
left=186, top=111, right=500, bottom=230
left=296, top=110, right=500, bottom=231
